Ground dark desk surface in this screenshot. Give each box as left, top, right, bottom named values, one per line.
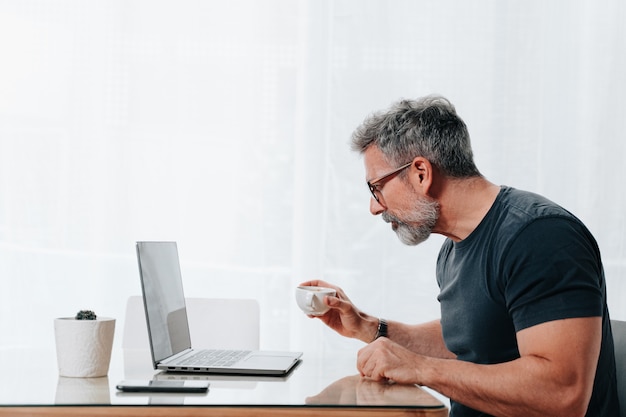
left=0, top=347, right=447, bottom=416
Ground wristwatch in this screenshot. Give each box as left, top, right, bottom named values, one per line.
left=374, top=318, right=388, bottom=340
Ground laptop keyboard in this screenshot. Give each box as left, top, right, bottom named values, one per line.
left=180, top=349, right=251, bottom=367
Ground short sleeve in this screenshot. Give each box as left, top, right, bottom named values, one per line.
left=501, top=216, right=604, bottom=332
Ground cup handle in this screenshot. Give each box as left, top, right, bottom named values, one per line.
left=305, top=292, right=314, bottom=309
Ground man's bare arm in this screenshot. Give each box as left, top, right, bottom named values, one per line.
left=358, top=317, right=601, bottom=417
left=386, top=319, right=456, bottom=359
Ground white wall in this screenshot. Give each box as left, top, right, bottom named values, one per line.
left=0, top=0, right=624, bottom=356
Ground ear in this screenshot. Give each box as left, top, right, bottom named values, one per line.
left=409, top=157, right=434, bottom=194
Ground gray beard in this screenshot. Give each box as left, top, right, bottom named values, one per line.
left=382, top=196, right=439, bottom=246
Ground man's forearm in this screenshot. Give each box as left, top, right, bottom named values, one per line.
left=417, top=317, right=601, bottom=417
left=387, top=319, right=455, bottom=359
left=421, top=353, right=591, bottom=417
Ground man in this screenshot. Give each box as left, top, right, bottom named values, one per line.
left=301, top=95, right=619, bottom=416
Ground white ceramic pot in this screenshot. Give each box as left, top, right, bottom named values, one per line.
left=54, top=317, right=115, bottom=378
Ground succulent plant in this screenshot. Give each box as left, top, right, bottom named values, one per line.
left=75, top=310, right=97, bottom=320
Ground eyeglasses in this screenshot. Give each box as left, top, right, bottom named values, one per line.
left=367, top=161, right=413, bottom=204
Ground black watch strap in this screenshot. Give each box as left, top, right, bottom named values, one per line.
left=374, top=318, right=388, bottom=340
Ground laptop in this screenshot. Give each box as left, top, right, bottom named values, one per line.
left=136, top=241, right=302, bottom=375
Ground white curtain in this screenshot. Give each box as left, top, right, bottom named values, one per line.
left=0, top=0, right=624, bottom=356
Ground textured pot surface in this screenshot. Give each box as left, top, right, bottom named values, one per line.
left=54, top=317, right=115, bottom=378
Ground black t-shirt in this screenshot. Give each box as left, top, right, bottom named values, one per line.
left=436, top=186, right=619, bottom=417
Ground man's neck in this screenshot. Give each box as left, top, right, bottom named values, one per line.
left=432, top=177, right=501, bottom=242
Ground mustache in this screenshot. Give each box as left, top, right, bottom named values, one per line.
left=382, top=212, right=401, bottom=225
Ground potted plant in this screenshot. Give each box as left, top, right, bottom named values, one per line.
left=54, top=310, right=116, bottom=378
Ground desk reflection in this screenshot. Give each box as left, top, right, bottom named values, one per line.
left=55, top=376, right=110, bottom=404
left=307, top=374, right=443, bottom=407
left=0, top=348, right=448, bottom=416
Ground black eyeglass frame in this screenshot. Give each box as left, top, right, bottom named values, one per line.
left=367, top=160, right=413, bottom=204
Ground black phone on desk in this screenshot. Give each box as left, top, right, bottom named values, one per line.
left=116, top=380, right=209, bottom=393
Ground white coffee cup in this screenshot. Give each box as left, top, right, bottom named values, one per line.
left=295, top=286, right=336, bottom=316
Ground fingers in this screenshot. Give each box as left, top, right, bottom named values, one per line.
left=357, top=340, right=423, bottom=385
left=310, top=295, right=345, bottom=320
left=357, top=344, right=386, bottom=382
left=325, top=293, right=351, bottom=312
left=357, top=338, right=403, bottom=382
left=298, top=281, right=365, bottom=339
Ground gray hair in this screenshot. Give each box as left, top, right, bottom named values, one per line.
left=350, top=95, right=481, bottom=178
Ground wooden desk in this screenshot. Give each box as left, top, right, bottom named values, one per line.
left=0, top=348, right=447, bottom=416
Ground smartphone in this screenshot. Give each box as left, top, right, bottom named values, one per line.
left=116, top=380, right=209, bottom=393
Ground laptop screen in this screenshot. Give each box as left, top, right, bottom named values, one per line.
left=137, top=242, right=192, bottom=363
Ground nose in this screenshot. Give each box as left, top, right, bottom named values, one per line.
left=369, top=197, right=385, bottom=216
